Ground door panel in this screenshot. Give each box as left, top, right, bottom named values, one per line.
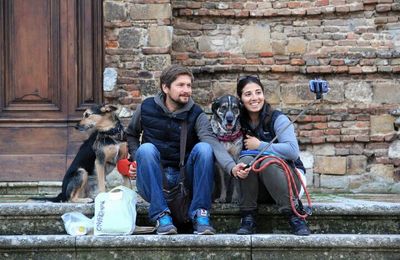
left=0, top=0, right=103, bottom=181
left=8, top=0, right=61, bottom=111
left=0, top=154, right=66, bottom=181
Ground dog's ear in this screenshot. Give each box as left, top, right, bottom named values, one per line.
left=100, top=104, right=118, bottom=113
left=211, top=97, right=221, bottom=114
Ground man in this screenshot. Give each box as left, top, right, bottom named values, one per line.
left=126, top=64, right=246, bottom=235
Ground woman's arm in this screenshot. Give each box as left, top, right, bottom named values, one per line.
left=257, top=114, right=300, bottom=160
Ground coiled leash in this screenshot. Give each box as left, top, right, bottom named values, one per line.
left=250, top=155, right=312, bottom=219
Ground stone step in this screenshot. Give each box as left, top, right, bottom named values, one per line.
left=0, top=234, right=399, bottom=259
left=1, top=198, right=399, bottom=235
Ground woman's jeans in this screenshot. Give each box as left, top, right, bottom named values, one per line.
left=135, top=142, right=214, bottom=222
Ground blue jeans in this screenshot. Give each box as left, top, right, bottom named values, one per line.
left=135, top=142, right=214, bottom=222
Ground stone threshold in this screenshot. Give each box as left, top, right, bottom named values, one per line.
left=0, top=234, right=399, bottom=259
left=1, top=200, right=400, bottom=235
left=1, top=200, right=400, bottom=215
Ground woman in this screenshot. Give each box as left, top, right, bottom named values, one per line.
left=233, top=75, right=310, bottom=236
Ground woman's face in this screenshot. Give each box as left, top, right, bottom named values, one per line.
left=240, top=82, right=265, bottom=114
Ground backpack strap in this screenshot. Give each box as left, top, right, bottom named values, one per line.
left=163, top=120, right=187, bottom=189
left=179, top=120, right=188, bottom=180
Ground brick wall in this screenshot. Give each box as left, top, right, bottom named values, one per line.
left=103, top=0, right=400, bottom=193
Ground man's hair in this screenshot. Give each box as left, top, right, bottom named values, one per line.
left=160, top=64, right=194, bottom=90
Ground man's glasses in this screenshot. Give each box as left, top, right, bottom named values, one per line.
left=237, top=75, right=260, bottom=83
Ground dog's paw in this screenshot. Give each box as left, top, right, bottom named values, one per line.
left=75, top=198, right=94, bottom=203
left=214, top=197, right=227, bottom=203
left=230, top=198, right=240, bottom=204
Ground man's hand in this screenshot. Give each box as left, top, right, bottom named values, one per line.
left=128, top=161, right=137, bottom=180
left=231, top=162, right=251, bottom=179
left=244, top=134, right=261, bottom=150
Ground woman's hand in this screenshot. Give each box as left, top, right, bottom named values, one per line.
left=231, top=162, right=251, bottom=179
left=244, top=134, right=261, bottom=150
left=128, top=161, right=137, bottom=180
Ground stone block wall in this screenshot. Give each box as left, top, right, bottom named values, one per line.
left=103, top=0, right=400, bottom=194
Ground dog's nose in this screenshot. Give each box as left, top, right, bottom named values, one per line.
left=226, top=111, right=234, bottom=123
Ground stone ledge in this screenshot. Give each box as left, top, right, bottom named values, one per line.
left=1, top=234, right=399, bottom=248
left=1, top=198, right=400, bottom=216
left=0, top=234, right=399, bottom=259
left=1, top=198, right=399, bottom=235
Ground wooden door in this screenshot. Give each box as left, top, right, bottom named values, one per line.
left=0, top=0, right=103, bottom=181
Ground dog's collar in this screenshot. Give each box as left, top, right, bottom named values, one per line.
left=217, top=130, right=243, bottom=142
left=98, top=121, right=125, bottom=141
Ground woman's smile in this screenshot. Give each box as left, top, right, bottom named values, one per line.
left=241, top=83, right=265, bottom=113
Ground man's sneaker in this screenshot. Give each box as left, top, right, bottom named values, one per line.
left=156, top=212, right=177, bottom=235
left=236, top=214, right=256, bottom=235
left=289, top=215, right=311, bottom=236
left=193, top=209, right=216, bottom=235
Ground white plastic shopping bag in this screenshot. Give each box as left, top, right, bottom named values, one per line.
left=62, top=211, right=94, bottom=236
left=94, top=185, right=137, bottom=235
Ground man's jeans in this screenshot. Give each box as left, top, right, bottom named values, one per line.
left=135, top=142, right=214, bottom=222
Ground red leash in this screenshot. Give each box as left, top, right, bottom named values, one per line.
left=251, top=155, right=312, bottom=219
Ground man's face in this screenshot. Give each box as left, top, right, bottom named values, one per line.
left=162, top=74, right=192, bottom=107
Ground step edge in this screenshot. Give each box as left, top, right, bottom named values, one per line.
left=1, top=202, right=400, bottom=216
left=0, top=234, right=399, bottom=249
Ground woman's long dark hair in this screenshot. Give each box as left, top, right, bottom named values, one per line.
left=236, top=75, right=273, bottom=133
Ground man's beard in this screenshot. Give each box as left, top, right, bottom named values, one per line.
left=169, top=95, right=189, bottom=108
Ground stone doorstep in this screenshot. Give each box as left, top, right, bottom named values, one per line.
left=1, top=201, right=399, bottom=235
left=1, top=199, right=400, bottom=215
left=0, top=181, right=62, bottom=196
left=0, top=234, right=399, bottom=259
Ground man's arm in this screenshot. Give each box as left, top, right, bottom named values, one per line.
left=126, top=105, right=142, bottom=161
left=195, top=112, right=236, bottom=174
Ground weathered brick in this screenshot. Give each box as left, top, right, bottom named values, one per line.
left=242, top=25, right=272, bottom=53
left=130, top=4, right=171, bottom=20
left=311, top=136, right=326, bottom=144
left=354, top=135, right=370, bottom=143
left=336, top=5, right=350, bottom=12
left=325, top=129, right=341, bottom=135
left=336, top=148, right=350, bottom=155
left=104, top=2, right=126, bottom=21
left=271, top=65, right=286, bottom=72
left=315, top=156, right=347, bottom=175
left=347, top=155, right=368, bottom=174
left=341, top=135, right=355, bottom=142
left=290, top=58, right=305, bottom=65
left=370, top=115, right=395, bottom=135
left=316, top=0, right=329, bottom=6
left=376, top=4, right=392, bottom=12
left=373, top=82, right=400, bottom=103
left=148, top=26, right=172, bottom=48
left=348, top=66, right=363, bottom=73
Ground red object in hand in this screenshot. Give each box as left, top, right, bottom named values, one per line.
left=117, top=159, right=136, bottom=177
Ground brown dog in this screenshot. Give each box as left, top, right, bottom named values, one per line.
left=30, top=104, right=129, bottom=203
left=75, top=104, right=130, bottom=197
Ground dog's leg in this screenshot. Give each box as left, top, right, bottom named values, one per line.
left=122, top=176, right=132, bottom=189
left=118, top=142, right=132, bottom=189
left=69, top=168, right=93, bottom=203
left=230, top=178, right=240, bottom=204
left=118, top=142, right=129, bottom=160
left=95, top=159, right=106, bottom=193
left=214, top=166, right=227, bottom=203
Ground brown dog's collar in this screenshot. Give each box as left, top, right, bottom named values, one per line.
left=217, top=130, right=243, bottom=142
left=98, top=121, right=126, bottom=141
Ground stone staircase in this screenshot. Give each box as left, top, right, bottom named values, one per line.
left=0, top=182, right=399, bottom=259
